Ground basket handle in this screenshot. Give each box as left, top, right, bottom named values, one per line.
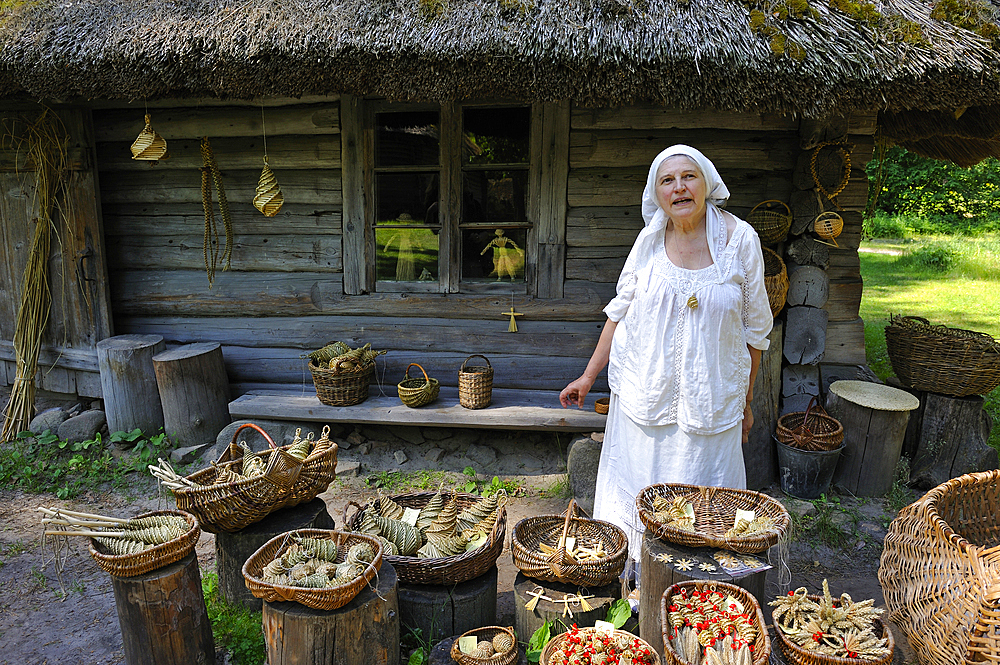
left=557, top=499, right=578, bottom=551
left=750, top=199, right=791, bottom=217
left=460, top=354, right=492, bottom=372
left=227, top=423, right=278, bottom=451
left=404, top=363, right=430, bottom=386
left=343, top=500, right=363, bottom=529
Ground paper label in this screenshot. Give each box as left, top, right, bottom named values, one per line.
left=564, top=536, right=576, bottom=552
left=734, top=508, right=755, bottom=526
left=594, top=620, right=615, bottom=636
left=401, top=507, right=420, bottom=526
left=724, top=594, right=744, bottom=614
left=683, top=503, right=695, bottom=519
left=458, top=636, right=478, bottom=654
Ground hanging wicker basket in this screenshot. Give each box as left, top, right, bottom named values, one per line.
left=130, top=113, right=169, bottom=161
left=747, top=200, right=792, bottom=245
left=762, top=246, right=788, bottom=317
left=397, top=363, right=440, bottom=408
left=775, top=396, right=844, bottom=452
left=813, top=211, right=843, bottom=246
left=458, top=354, right=494, bottom=409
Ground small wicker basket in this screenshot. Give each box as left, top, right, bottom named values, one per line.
left=772, top=599, right=893, bottom=665
left=747, top=200, right=792, bottom=245
left=88, top=510, right=200, bottom=578
left=775, top=396, right=844, bottom=452
left=542, top=628, right=661, bottom=665
left=594, top=397, right=610, bottom=415
left=813, top=211, right=844, bottom=246
left=459, top=355, right=494, bottom=409
left=450, top=626, right=518, bottom=665
left=762, top=246, right=788, bottom=317
left=397, top=363, right=440, bottom=408
left=309, top=359, right=373, bottom=406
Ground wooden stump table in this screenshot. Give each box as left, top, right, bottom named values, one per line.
left=513, top=571, right=621, bottom=640
left=153, top=342, right=231, bottom=447
left=215, top=498, right=335, bottom=610
left=639, top=531, right=768, bottom=658
left=397, top=566, right=498, bottom=645
left=263, top=562, right=400, bottom=665
left=111, top=552, right=214, bottom=665
left=96, top=334, right=165, bottom=435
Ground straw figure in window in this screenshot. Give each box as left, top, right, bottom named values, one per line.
left=382, top=213, right=420, bottom=281
left=480, top=228, right=524, bottom=282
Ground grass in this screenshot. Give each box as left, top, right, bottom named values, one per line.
left=201, top=572, right=266, bottom=665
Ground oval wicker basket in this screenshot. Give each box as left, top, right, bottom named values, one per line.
left=880, top=469, right=1000, bottom=665
left=398, top=363, right=440, bottom=408
left=88, top=510, right=200, bottom=578
left=459, top=354, right=494, bottom=409
left=747, top=200, right=792, bottom=245
left=450, top=626, right=518, bottom=665
left=762, top=246, right=788, bottom=317
left=661, top=580, right=771, bottom=665
left=636, top=484, right=790, bottom=554
left=772, top=599, right=893, bottom=665
left=242, top=529, right=382, bottom=611
left=345, top=491, right=506, bottom=585
left=814, top=211, right=844, bottom=245
left=594, top=397, right=610, bottom=415
left=511, top=499, right=628, bottom=586
left=309, top=359, right=373, bottom=406
left=542, top=627, right=661, bottom=665
left=885, top=315, right=1000, bottom=397
left=775, top=396, right=844, bottom=452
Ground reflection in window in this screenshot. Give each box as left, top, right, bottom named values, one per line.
left=462, top=170, right=528, bottom=223
left=375, top=111, right=440, bottom=167
left=375, top=173, right=440, bottom=225
left=376, top=222, right=439, bottom=282
left=463, top=108, right=530, bottom=165
left=463, top=228, right=526, bottom=282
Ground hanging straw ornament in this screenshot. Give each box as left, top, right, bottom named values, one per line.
left=130, top=114, right=169, bottom=161
left=813, top=211, right=844, bottom=247
left=254, top=158, right=283, bottom=217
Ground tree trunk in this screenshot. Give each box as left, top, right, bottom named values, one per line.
left=96, top=334, right=165, bottom=435
left=910, top=393, right=998, bottom=489
left=513, top=571, right=620, bottom=641
left=398, top=566, right=498, bottom=646
left=784, top=306, right=828, bottom=365
left=153, top=342, right=230, bottom=446
left=745, top=321, right=783, bottom=489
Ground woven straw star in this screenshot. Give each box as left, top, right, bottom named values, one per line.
left=698, top=562, right=717, bottom=572
left=742, top=556, right=764, bottom=568
left=655, top=553, right=674, bottom=563
left=674, top=558, right=694, bottom=571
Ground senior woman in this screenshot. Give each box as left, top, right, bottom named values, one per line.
left=559, top=145, right=773, bottom=574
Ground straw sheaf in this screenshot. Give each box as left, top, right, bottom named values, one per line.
left=0, top=0, right=997, bottom=119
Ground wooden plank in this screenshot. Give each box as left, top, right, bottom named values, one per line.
left=0, top=171, right=36, bottom=342
left=822, top=318, right=866, bottom=365
left=570, top=131, right=798, bottom=170
left=567, top=207, right=643, bottom=247
left=571, top=105, right=798, bottom=132
left=229, top=387, right=610, bottom=431
left=745, top=320, right=783, bottom=489
left=823, top=280, right=863, bottom=322
left=340, top=94, right=369, bottom=295
left=37, top=365, right=76, bottom=394
left=96, top=134, right=341, bottom=171
left=535, top=100, right=570, bottom=298
left=0, top=340, right=99, bottom=371
left=105, top=233, right=343, bottom=273
left=93, top=104, right=340, bottom=142
left=568, top=168, right=792, bottom=208
left=566, top=256, right=628, bottom=282
left=103, top=202, right=342, bottom=236
left=75, top=369, right=103, bottom=398
left=848, top=112, right=879, bottom=135
left=89, top=95, right=340, bottom=110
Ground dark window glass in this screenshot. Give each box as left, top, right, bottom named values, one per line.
left=462, top=170, right=528, bottom=224
left=462, top=227, right=527, bottom=282
left=375, top=173, right=440, bottom=226
left=376, top=111, right=440, bottom=166
left=463, top=107, right=530, bottom=165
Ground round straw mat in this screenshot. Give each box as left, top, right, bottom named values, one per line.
left=828, top=380, right=919, bottom=412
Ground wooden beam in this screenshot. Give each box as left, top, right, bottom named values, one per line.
left=98, top=168, right=342, bottom=205
left=96, top=134, right=341, bottom=171
left=340, top=94, right=369, bottom=295
left=103, top=202, right=342, bottom=236
left=568, top=168, right=792, bottom=208
left=570, top=131, right=798, bottom=170
left=535, top=100, right=570, bottom=298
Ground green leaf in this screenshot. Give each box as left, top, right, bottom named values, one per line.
left=527, top=621, right=551, bottom=653
left=526, top=649, right=542, bottom=664
left=463, top=466, right=477, bottom=477
left=408, top=649, right=426, bottom=665
left=606, top=598, right=631, bottom=629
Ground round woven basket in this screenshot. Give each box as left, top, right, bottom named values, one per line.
left=636, top=484, right=790, bottom=554
left=762, top=246, right=788, bottom=317
left=309, top=359, right=373, bottom=406
left=814, top=211, right=844, bottom=245
left=772, top=599, right=893, bottom=665
left=542, top=628, right=661, bottom=665
left=459, top=354, right=494, bottom=409
left=88, top=510, right=200, bottom=578
left=775, top=396, right=844, bottom=452
left=594, top=397, right=610, bottom=415
left=747, top=200, right=792, bottom=245
left=398, top=363, right=440, bottom=408
left=450, top=626, right=518, bottom=665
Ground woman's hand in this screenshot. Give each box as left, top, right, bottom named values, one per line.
left=560, top=375, right=595, bottom=409
left=742, top=403, right=754, bottom=443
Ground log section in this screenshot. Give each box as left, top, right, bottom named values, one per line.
left=513, top=571, right=620, bottom=641
left=96, top=334, right=165, bottom=434
left=153, top=342, right=230, bottom=447
left=397, top=566, right=498, bottom=645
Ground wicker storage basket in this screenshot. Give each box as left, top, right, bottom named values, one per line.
left=775, top=396, right=844, bottom=452
left=450, top=626, right=518, bottom=665
left=88, top=510, right=200, bottom=578
left=542, top=627, right=662, bottom=665
left=511, top=499, right=628, bottom=586
left=762, top=246, right=789, bottom=317
left=397, top=363, right=440, bottom=408
left=661, top=580, right=770, bottom=665
left=879, top=469, right=1000, bottom=665
left=885, top=315, right=1000, bottom=397
left=242, top=529, right=382, bottom=611
left=594, top=397, right=610, bottom=415
left=747, top=200, right=792, bottom=245
left=459, top=355, right=494, bottom=409
left=345, top=491, right=506, bottom=585
left=172, top=423, right=338, bottom=533
left=636, top=484, right=789, bottom=554
left=772, top=597, right=893, bottom=665
left=309, top=359, right=373, bottom=406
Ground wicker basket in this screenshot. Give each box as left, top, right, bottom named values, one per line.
left=813, top=211, right=844, bottom=246
left=661, top=580, right=770, bottom=665
left=747, top=200, right=792, bottom=245
left=242, top=529, right=382, bottom=611
left=594, top=397, right=610, bottom=415
left=542, top=627, right=661, bottom=665
left=762, top=246, right=789, bottom=317
left=450, top=626, right=518, bottom=665
left=885, top=314, right=1000, bottom=397
left=172, top=423, right=338, bottom=533
left=775, top=396, right=844, bottom=452
left=397, top=363, right=440, bottom=408
left=88, top=510, right=200, bottom=578
left=511, top=499, right=628, bottom=586
left=459, top=355, right=494, bottom=409
left=880, top=469, right=1000, bottom=665
left=636, top=484, right=789, bottom=554
left=345, top=491, right=506, bottom=585
left=772, top=598, right=893, bottom=665
left=309, top=359, right=373, bottom=406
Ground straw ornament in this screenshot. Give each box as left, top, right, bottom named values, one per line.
left=376, top=535, right=399, bottom=556
left=346, top=541, right=375, bottom=565
left=424, top=492, right=459, bottom=536
left=130, top=113, right=169, bottom=161
left=312, top=425, right=334, bottom=455
left=287, top=434, right=312, bottom=461
left=295, top=536, right=338, bottom=562
left=374, top=494, right=405, bottom=521
left=254, top=159, right=284, bottom=217
left=456, top=491, right=505, bottom=532
left=240, top=442, right=266, bottom=477
left=813, top=211, right=844, bottom=245
left=415, top=484, right=446, bottom=530
left=372, top=514, right=424, bottom=555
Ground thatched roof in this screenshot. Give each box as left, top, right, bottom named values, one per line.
left=0, top=0, right=998, bottom=121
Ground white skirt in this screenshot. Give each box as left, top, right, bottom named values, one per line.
left=592, top=393, right=746, bottom=565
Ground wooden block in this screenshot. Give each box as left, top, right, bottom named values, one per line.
left=513, top=571, right=621, bottom=642
left=75, top=369, right=104, bottom=398
left=745, top=321, right=783, bottom=490
left=153, top=342, right=230, bottom=446
left=789, top=189, right=824, bottom=236
left=822, top=319, right=867, bottom=365
left=111, top=552, right=214, bottom=665
left=910, top=393, right=998, bottom=490
left=263, top=562, right=399, bottom=665
left=784, top=306, right=828, bottom=365
left=787, top=266, right=829, bottom=308
left=781, top=393, right=814, bottom=416
left=818, top=364, right=862, bottom=398
left=215, top=498, right=335, bottom=611
left=97, top=334, right=166, bottom=435
left=787, top=237, right=830, bottom=269
left=783, top=364, right=821, bottom=398
left=398, top=566, right=498, bottom=645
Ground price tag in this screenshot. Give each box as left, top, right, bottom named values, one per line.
left=564, top=536, right=576, bottom=552
left=401, top=507, right=420, bottom=526
left=724, top=594, right=745, bottom=614
left=734, top=508, right=755, bottom=526
left=594, top=620, right=615, bottom=638
left=458, top=636, right=478, bottom=654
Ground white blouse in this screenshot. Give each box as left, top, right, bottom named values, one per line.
left=603, top=215, right=772, bottom=434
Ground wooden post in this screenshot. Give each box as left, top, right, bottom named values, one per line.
left=638, top=531, right=767, bottom=658
left=263, top=562, right=400, bottom=665
left=786, top=266, right=829, bottom=308
left=152, top=342, right=230, bottom=446
left=910, top=393, right=998, bottom=489
left=215, top=498, right=335, bottom=611
left=96, top=334, right=165, bottom=434
left=397, top=566, right=498, bottom=645
left=110, top=552, right=214, bottom=665
left=513, top=571, right=621, bottom=641
left=745, top=321, right=783, bottom=489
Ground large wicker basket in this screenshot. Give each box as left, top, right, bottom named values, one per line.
left=511, top=499, right=628, bottom=586
left=775, top=396, right=844, bottom=452
left=879, top=469, right=1000, bottom=665
left=771, top=597, right=893, bottom=665
left=88, top=510, right=200, bottom=578
left=636, top=484, right=789, bottom=554
left=459, top=354, right=494, bottom=409
left=242, top=529, right=382, bottom=611
left=747, top=200, right=792, bottom=245
left=661, top=580, right=770, bottom=665
left=345, top=491, right=507, bottom=585
left=885, top=315, right=1000, bottom=397
left=763, top=246, right=789, bottom=317
left=542, top=627, right=661, bottom=665
left=450, top=626, right=518, bottom=665
left=171, top=423, right=338, bottom=533
left=309, top=359, right=373, bottom=406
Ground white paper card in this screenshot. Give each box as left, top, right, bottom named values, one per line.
left=402, top=507, right=420, bottom=526
left=724, top=594, right=745, bottom=614
left=734, top=508, right=755, bottom=526
left=564, top=536, right=576, bottom=551
left=458, top=636, right=478, bottom=654
left=594, top=620, right=615, bottom=636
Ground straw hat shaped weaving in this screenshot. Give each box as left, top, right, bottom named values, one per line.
left=130, top=114, right=169, bottom=161
left=254, top=159, right=283, bottom=217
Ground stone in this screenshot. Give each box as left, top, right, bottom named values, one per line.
left=388, top=426, right=424, bottom=445
left=357, top=443, right=371, bottom=455
left=590, top=432, right=605, bottom=443
left=857, top=520, right=887, bottom=543
left=216, top=419, right=313, bottom=452
left=828, top=511, right=853, bottom=531
left=90, top=399, right=104, bottom=411
left=29, top=408, right=70, bottom=435
left=423, top=447, right=445, bottom=463
left=170, top=442, right=215, bottom=465
left=337, top=460, right=360, bottom=477
left=57, top=410, right=106, bottom=445
left=567, top=436, right=602, bottom=515
left=464, top=443, right=497, bottom=469
left=782, top=498, right=817, bottom=519
left=335, top=437, right=351, bottom=450
left=421, top=428, right=451, bottom=441
left=394, top=450, right=408, bottom=465
left=346, top=430, right=365, bottom=446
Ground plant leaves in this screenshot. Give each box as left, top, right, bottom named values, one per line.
left=527, top=621, right=551, bottom=652
left=606, top=598, right=631, bottom=629
left=408, top=649, right=426, bottom=665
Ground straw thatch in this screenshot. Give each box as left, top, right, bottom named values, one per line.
left=0, top=0, right=997, bottom=120
left=880, top=105, right=1000, bottom=166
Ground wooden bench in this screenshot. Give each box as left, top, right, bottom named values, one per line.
left=229, top=387, right=609, bottom=432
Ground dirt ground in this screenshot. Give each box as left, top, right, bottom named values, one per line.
left=0, top=474, right=914, bottom=665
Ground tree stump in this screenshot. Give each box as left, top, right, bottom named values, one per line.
left=745, top=321, right=783, bottom=489
left=97, top=334, right=165, bottom=435
left=430, top=636, right=527, bottom=665
left=909, top=392, right=998, bottom=490
left=398, top=566, right=498, bottom=645
left=789, top=189, right=824, bottom=236
left=153, top=342, right=230, bottom=446
left=215, top=498, right=335, bottom=611
left=782, top=364, right=820, bottom=399
left=111, top=552, right=214, bottom=665
left=784, top=306, right=828, bottom=365
left=639, top=531, right=768, bottom=658
left=513, top=571, right=621, bottom=641
left=825, top=380, right=919, bottom=496
left=263, top=562, right=399, bottom=665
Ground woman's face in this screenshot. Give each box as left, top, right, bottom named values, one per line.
left=655, top=156, right=707, bottom=225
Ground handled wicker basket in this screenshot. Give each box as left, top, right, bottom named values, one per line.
left=511, top=499, right=628, bottom=586
left=242, top=529, right=382, bottom=611
left=88, top=510, right=200, bottom=578
left=398, top=363, right=440, bottom=408
left=775, top=396, right=844, bottom=452
left=450, top=626, right=518, bottom=665
left=747, top=200, right=792, bottom=245
left=762, top=246, right=788, bottom=317
left=542, top=627, right=661, bottom=665
left=309, top=359, right=373, bottom=406
left=636, top=484, right=789, bottom=554
left=459, top=354, right=494, bottom=409
left=771, top=597, right=893, bottom=665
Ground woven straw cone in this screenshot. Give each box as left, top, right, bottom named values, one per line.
left=542, top=628, right=662, bottom=665
left=254, top=162, right=284, bottom=217
left=88, top=510, right=200, bottom=578
left=130, top=114, right=168, bottom=161
left=450, top=626, right=518, bottom=665
left=762, top=246, right=788, bottom=317
left=771, top=600, right=893, bottom=665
